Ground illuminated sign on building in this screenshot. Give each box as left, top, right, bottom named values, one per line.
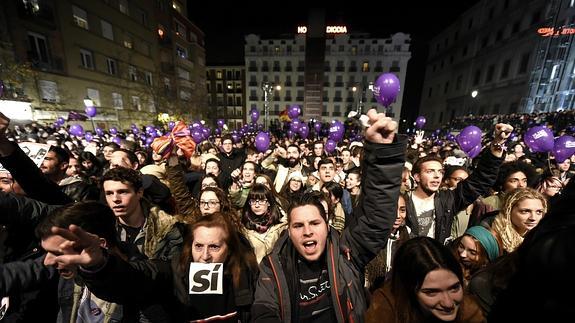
left=538, top=27, right=575, bottom=37
left=297, top=25, right=348, bottom=34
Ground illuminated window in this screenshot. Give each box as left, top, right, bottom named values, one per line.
left=174, top=20, right=186, bottom=37
left=28, top=32, right=49, bottom=63
left=87, top=88, right=100, bottom=106
left=112, top=92, right=123, bottom=109
left=145, top=72, right=153, bottom=85
left=176, top=45, right=187, bottom=59
left=38, top=80, right=59, bottom=102
left=172, top=1, right=182, bottom=13
left=131, top=96, right=141, bottom=110
left=216, top=70, right=222, bottom=79
left=73, top=6, right=89, bottom=30
left=362, top=62, right=369, bottom=72
left=119, top=0, right=129, bottom=14
left=129, top=65, right=137, bottom=81
left=123, top=34, right=133, bottom=49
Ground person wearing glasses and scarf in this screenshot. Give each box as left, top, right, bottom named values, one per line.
left=240, top=183, right=287, bottom=263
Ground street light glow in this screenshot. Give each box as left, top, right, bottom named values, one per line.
left=471, top=90, right=478, bottom=98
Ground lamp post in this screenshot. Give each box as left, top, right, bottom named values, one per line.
left=83, top=95, right=96, bottom=131
left=261, top=82, right=281, bottom=131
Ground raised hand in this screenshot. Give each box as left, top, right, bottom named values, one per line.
left=414, top=130, right=425, bottom=145
left=50, top=225, right=106, bottom=269
left=0, top=112, right=9, bottom=139
left=364, top=109, right=397, bottom=144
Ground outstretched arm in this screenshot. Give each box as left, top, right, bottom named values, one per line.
left=342, top=109, right=406, bottom=270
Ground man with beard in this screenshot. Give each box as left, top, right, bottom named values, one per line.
left=405, top=123, right=513, bottom=244
left=262, top=144, right=304, bottom=193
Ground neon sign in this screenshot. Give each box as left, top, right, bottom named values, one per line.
left=538, top=27, right=575, bottom=37
left=297, top=25, right=348, bottom=34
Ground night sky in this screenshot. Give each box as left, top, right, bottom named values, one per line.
left=188, top=2, right=479, bottom=121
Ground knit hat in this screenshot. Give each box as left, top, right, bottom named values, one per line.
left=287, top=171, right=306, bottom=182
left=465, top=226, right=500, bottom=262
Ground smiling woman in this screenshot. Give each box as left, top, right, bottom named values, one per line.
left=366, top=237, right=485, bottom=323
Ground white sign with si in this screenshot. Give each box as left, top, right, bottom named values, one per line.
left=188, top=263, right=224, bottom=294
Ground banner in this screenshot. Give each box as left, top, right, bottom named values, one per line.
left=0, top=142, right=51, bottom=172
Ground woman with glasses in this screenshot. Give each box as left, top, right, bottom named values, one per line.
left=279, top=171, right=306, bottom=202
left=241, top=183, right=287, bottom=263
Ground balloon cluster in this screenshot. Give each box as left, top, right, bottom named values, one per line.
left=523, top=125, right=575, bottom=162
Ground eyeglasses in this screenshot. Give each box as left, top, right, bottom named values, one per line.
left=201, top=182, right=218, bottom=189
left=249, top=199, right=268, bottom=206
left=199, top=200, right=220, bottom=208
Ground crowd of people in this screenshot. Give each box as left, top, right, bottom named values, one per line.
left=0, top=108, right=573, bottom=323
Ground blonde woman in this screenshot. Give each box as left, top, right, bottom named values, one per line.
left=489, top=188, right=547, bottom=254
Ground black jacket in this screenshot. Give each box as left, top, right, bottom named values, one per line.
left=251, top=137, right=406, bottom=323
left=406, top=149, right=504, bottom=244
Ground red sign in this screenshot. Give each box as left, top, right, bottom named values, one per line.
left=538, top=27, right=575, bottom=37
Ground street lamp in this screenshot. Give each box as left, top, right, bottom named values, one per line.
left=83, top=95, right=96, bottom=131
left=469, top=90, right=479, bottom=115
left=261, top=82, right=281, bottom=131
left=351, top=83, right=366, bottom=115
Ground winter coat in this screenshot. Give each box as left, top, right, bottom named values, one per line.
left=251, top=137, right=406, bottom=323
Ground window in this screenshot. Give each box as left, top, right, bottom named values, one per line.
left=216, top=70, right=222, bottom=79
left=486, top=64, right=495, bottom=82
left=131, top=96, right=141, bottom=110
left=473, top=69, right=481, bottom=85
left=101, top=20, right=113, bottom=40
left=177, top=67, right=190, bottom=80
left=123, top=34, right=133, bottom=49
left=28, top=32, right=49, bottom=63
left=174, top=20, right=186, bottom=37
left=427, top=87, right=433, bottom=98
left=80, top=49, right=94, bottom=69
left=164, top=77, right=171, bottom=91
left=106, top=58, right=117, bottom=75
left=119, top=0, right=129, bottom=14
left=443, top=82, right=449, bottom=94
left=362, top=62, right=369, bottom=72
left=518, top=53, right=530, bottom=74
left=172, top=1, right=182, bottom=13
left=500, top=59, right=511, bottom=79
left=135, top=7, right=147, bottom=26
left=38, top=80, right=59, bottom=102
left=148, top=99, right=156, bottom=112
left=72, top=6, right=88, bottom=30
left=180, top=90, right=191, bottom=100
left=512, top=21, right=520, bottom=33
left=455, top=75, right=463, bottom=90
left=176, top=45, right=187, bottom=59
left=86, top=88, right=100, bottom=106
left=129, top=65, right=137, bottom=81
left=145, top=71, right=152, bottom=85
left=112, top=92, right=123, bottom=109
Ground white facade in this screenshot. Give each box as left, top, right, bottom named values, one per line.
left=244, top=31, right=411, bottom=124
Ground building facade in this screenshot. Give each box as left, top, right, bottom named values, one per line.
left=244, top=28, right=411, bottom=127
left=419, top=0, right=553, bottom=128
left=0, top=0, right=206, bottom=129
left=205, top=66, right=245, bottom=129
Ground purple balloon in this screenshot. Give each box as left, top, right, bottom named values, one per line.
left=524, top=126, right=554, bottom=153
left=328, top=120, right=344, bottom=142
left=552, top=135, right=575, bottom=163
left=168, top=121, right=175, bottom=130
left=255, top=131, right=270, bottom=152
left=112, top=136, right=122, bottom=145
left=214, top=128, right=222, bottom=136
left=290, top=119, right=302, bottom=132
left=288, top=104, right=301, bottom=119
left=231, top=133, right=240, bottom=144
left=457, top=126, right=482, bottom=152
left=314, top=121, right=322, bottom=133
left=250, top=109, right=260, bottom=123
left=191, top=129, right=203, bottom=143
left=145, top=137, right=154, bottom=146
left=216, top=119, right=226, bottom=128
left=415, top=116, right=426, bottom=129
left=202, top=127, right=211, bottom=140
left=325, top=139, right=337, bottom=153
left=69, top=124, right=84, bottom=137
left=286, top=129, right=295, bottom=139
left=374, top=73, right=401, bottom=107
left=299, top=124, right=309, bottom=139
left=131, top=127, right=139, bottom=134
left=95, top=127, right=104, bottom=136
left=85, top=105, right=97, bottom=118
left=57, top=117, right=65, bottom=125
left=466, top=144, right=482, bottom=158
left=109, top=127, right=118, bottom=135
left=84, top=131, right=93, bottom=142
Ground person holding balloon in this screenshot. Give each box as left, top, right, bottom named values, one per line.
left=405, top=123, right=513, bottom=245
